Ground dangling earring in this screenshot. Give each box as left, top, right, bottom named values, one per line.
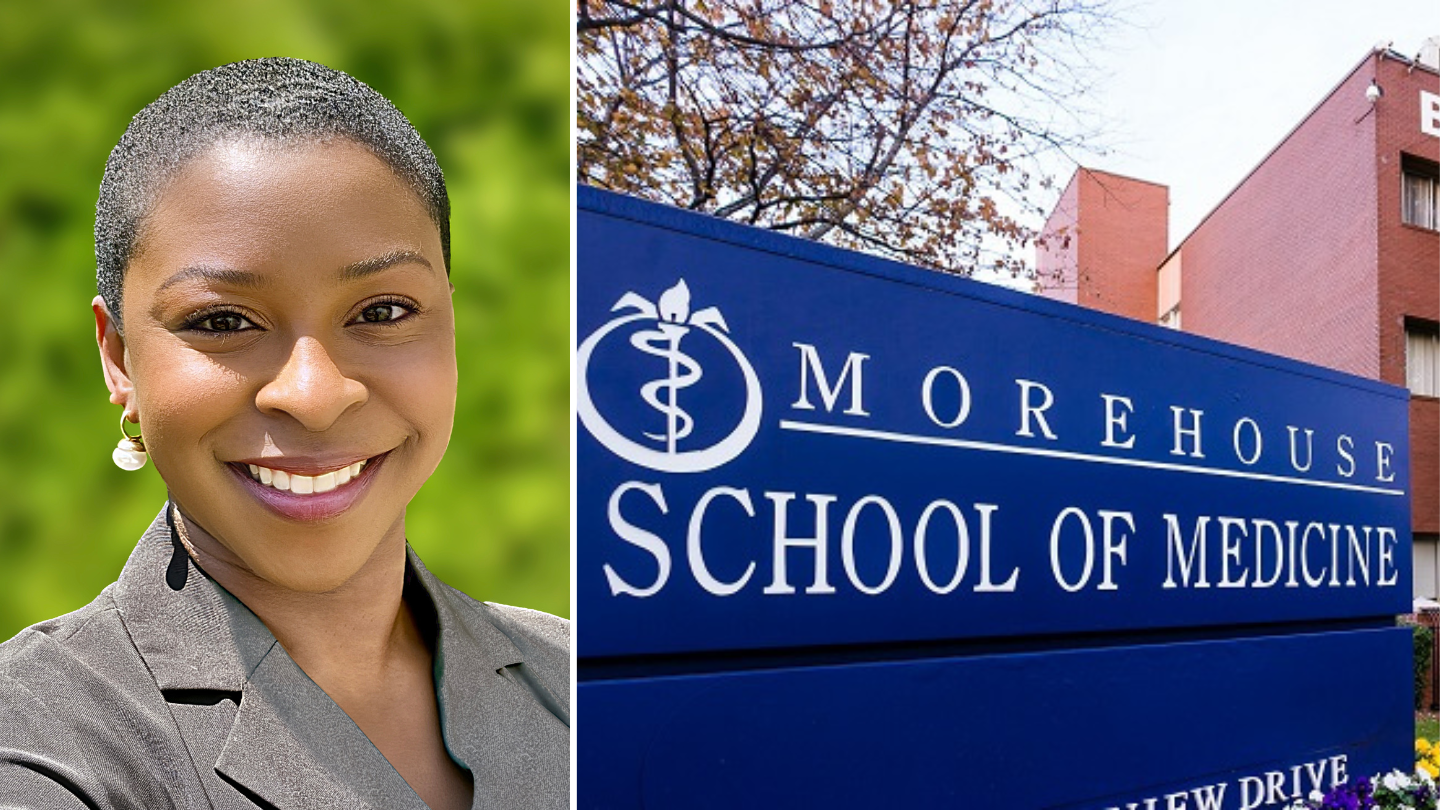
left=113, top=413, right=147, bottom=471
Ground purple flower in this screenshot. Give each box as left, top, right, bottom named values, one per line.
left=1315, top=776, right=1373, bottom=810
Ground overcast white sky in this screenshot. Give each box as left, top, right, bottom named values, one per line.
left=1049, top=0, right=1436, bottom=250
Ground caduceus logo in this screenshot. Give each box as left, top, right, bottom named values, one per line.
left=576, top=279, right=762, bottom=473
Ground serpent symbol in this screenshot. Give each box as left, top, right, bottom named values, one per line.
left=576, top=278, right=763, bottom=474
left=631, top=321, right=701, bottom=453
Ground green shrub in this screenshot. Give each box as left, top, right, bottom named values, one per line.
left=1415, top=624, right=1434, bottom=711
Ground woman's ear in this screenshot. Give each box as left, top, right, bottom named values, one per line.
left=93, top=295, right=134, bottom=409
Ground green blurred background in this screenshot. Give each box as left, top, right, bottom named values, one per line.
left=0, top=0, right=570, bottom=637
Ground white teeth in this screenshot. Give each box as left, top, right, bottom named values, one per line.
left=246, top=459, right=369, bottom=495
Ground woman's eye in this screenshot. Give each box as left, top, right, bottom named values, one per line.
left=356, top=303, right=412, bottom=324
left=194, top=312, right=256, bottom=332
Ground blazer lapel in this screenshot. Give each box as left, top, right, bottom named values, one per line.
left=117, top=506, right=566, bottom=810
left=112, top=507, right=266, bottom=693
left=413, top=554, right=570, bottom=810
left=116, top=506, right=427, bottom=810
left=214, top=644, right=428, bottom=810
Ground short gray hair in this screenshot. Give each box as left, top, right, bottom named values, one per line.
left=95, top=57, right=450, bottom=327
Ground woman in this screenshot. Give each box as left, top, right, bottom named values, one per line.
left=0, top=59, right=568, bottom=810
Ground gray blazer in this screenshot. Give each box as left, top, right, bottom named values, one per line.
left=0, top=507, right=569, bottom=809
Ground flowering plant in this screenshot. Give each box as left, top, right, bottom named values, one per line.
left=1420, top=738, right=1440, bottom=780
left=1285, top=767, right=1436, bottom=809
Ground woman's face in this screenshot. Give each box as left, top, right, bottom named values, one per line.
left=97, top=138, right=457, bottom=593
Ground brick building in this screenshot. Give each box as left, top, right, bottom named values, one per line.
left=1037, top=44, right=1440, bottom=598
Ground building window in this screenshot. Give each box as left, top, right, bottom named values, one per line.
left=1403, top=154, right=1439, bottom=230
left=1417, top=534, right=1440, bottom=601
left=1409, top=320, right=1440, bottom=396
left=1159, top=304, right=1181, bottom=330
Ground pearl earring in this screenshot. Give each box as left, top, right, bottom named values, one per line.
left=113, top=413, right=147, bottom=471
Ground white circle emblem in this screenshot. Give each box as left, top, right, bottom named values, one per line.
left=576, top=279, right=762, bottom=473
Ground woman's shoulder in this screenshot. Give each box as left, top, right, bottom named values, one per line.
left=476, top=601, right=570, bottom=656
left=427, top=578, right=570, bottom=668
left=0, top=580, right=154, bottom=722
left=0, top=586, right=189, bottom=807
left=406, top=548, right=569, bottom=663
left=0, top=583, right=130, bottom=683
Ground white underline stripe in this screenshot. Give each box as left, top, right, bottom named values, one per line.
left=777, top=420, right=1406, bottom=497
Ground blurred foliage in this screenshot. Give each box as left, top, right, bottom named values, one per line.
left=0, top=0, right=570, bottom=637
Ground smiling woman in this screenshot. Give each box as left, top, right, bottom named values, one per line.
left=0, top=59, right=567, bottom=810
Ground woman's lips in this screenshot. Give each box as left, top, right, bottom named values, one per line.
left=227, top=452, right=387, bottom=521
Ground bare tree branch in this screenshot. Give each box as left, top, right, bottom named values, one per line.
left=578, top=0, right=1113, bottom=278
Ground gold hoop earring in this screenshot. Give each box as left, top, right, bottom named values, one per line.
left=113, top=413, right=147, bottom=471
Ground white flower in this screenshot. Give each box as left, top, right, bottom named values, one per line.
left=1383, top=770, right=1407, bottom=791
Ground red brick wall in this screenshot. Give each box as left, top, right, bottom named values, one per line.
left=1375, top=56, right=1440, bottom=533
left=1075, top=172, right=1168, bottom=323
left=1036, top=169, right=1168, bottom=322
left=1177, top=59, right=1381, bottom=378
left=1376, top=57, right=1440, bottom=385
left=1417, top=398, right=1439, bottom=535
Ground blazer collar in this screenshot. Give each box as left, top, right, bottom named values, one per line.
left=214, top=643, right=430, bottom=809
left=112, top=505, right=563, bottom=810
left=412, top=550, right=571, bottom=809
left=111, top=505, right=271, bottom=693
left=410, top=548, right=524, bottom=676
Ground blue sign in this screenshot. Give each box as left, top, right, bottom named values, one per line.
left=576, top=187, right=1413, bottom=808
left=582, top=628, right=1410, bottom=809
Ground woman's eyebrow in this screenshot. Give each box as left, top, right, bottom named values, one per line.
left=157, top=264, right=265, bottom=291
left=339, top=249, right=433, bottom=280
left=154, top=251, right=433, bottom=291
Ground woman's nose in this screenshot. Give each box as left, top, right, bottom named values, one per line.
left=254, top=336, right=368, bottom=431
